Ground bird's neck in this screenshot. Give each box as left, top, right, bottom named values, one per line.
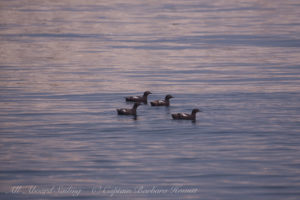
left=132, top=110, right=137, bottom=115
left=133, top=104, right=139, bottom=109
left=191, top=112, right=197, bottom=118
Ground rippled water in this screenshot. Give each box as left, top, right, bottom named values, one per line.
left=1, top=0, right=300, bottom=199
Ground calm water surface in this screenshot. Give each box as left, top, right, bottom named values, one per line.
left=0, top=0, right=300, bottom=199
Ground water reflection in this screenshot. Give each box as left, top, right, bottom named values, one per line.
left=1, top=0, right=300, bottom=199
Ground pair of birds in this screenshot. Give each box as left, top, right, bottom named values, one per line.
left=117, top=91, right=201, bottom=121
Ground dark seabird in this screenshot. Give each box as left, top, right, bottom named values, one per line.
left=150, top=94, right=174, bottom=106
left=172, top=109, right=201, bottom=120
left=125, top=91, right=152, bottom=103
left=117, top=103, right=141, bottom=116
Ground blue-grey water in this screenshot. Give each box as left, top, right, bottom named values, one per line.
left=0, top=0, right=300, bottom=199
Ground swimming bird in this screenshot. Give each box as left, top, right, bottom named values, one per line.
left=125, top=91, right=152, bottom=103
left=117, top=103, right=141, bottom=116
left=172, top=109, right=201, bottom=120
left=150, top=94, right=174, bottom=106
